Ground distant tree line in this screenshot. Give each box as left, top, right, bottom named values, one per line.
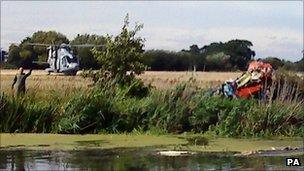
left=144, top=40, right=256, bottom=71
left=4, top=30, right=303, bottom=71
left=262, top=56, right=303, bottom=71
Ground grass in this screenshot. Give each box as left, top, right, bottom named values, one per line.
left=1, top=78, right=303, bottom=137
left=0, top=133, right=302, bottom=152
left=1, top=69, right=303, bottom=137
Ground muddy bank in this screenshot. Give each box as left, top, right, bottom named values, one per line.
left=234, top=147, right=304, bottom=157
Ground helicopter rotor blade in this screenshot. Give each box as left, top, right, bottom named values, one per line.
left=10, top=42, right=104, bottom=48
left=69, top=44, right=104, bottom=48
left=32, top=61, right=49, bottom=64
left=24, top=43, right=53, bottom=47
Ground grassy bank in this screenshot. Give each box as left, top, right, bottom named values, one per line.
left=1, top=73, right=303, bottom=137
left=1, top=133, right=302, bottom=152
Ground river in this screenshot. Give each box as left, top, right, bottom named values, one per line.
left=1, top=148, right=303, bottom=170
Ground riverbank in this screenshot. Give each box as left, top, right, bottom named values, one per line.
left=2, top=79, right=303, bottom=137
left=1, top=134, right=303, bottom=153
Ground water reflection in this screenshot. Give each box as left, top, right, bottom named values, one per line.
left=0, top=148, right=303, bottom=170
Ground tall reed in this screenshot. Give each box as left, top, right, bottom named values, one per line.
left=0, top=73, right=303, bottom=137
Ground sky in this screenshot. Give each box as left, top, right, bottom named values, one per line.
left=1, top=1, right=303, bottom=61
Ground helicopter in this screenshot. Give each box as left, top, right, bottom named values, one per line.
left=25, top=43, right=103, bottom=76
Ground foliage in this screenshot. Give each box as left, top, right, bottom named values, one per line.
left=263, top=57, right=285, bottom=70
left=7, top=31, right=69, bottom=68
left=1, top=63, right=16, bottom=69
left=270, top=69, right=304, bottom=100
left=295, top=57, right=304, bottom=71
left=181, top=44, right=204, bottom=70
left=189, top=40, right=255, bottom=70
left=144, top=40, right=256, bottom=71
left=263, top=57, right=303, bottom=71
left=143, top=50, right=193, bottom=71
left=91, top=14, right=146, bottom=84
left=29, top=31, right=69, bottom=62
left=70, top=34, right=106, bottom=69
left=7, top=44, right=22, bottom=67
left=204, top=52, right=231, bottom=71
left=0, top=93, right=56, bottom=133
left=225, top=40, right=256, bottom=70
left=1, top=74, right=303, bottom=137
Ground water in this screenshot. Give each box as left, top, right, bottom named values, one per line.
left=0, top=148, right=303, bottom=170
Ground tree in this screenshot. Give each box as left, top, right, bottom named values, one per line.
left=181, top=44, right=204, bottom=70
left=70, top=34, right=106, bottom=69
left=7, top=31, right=69, bottom=68
left=143, top=50, right=192, bottom=71
left=91, top=14, right=146, bottom=84
left=19, top=50, right=33, bottom=67
left=224, top=39, right=255, bottom=70
left=263, top=57, right=284, bottom=70
left=7, top=44, right=21, bottom=67
left=30, top=31, right=69, bottom=62
left=205, top=52, right=231, bottom=71
left=295, top=57, right=304, bottom=71
left=200, top=39, right=255, bottom=71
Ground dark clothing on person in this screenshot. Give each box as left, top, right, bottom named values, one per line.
left=12, top=69, right=32, bottom=95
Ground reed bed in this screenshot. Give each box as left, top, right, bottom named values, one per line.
left=0, top=70, right=303, bottom=137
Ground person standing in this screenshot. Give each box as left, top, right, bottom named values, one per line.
left=11, top=67, right=33, bottom=96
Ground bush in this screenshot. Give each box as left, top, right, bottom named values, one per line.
left=91, top=14, right=146, bottom=85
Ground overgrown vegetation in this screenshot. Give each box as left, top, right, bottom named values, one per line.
left=1, top=71, right=303, bottom=137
